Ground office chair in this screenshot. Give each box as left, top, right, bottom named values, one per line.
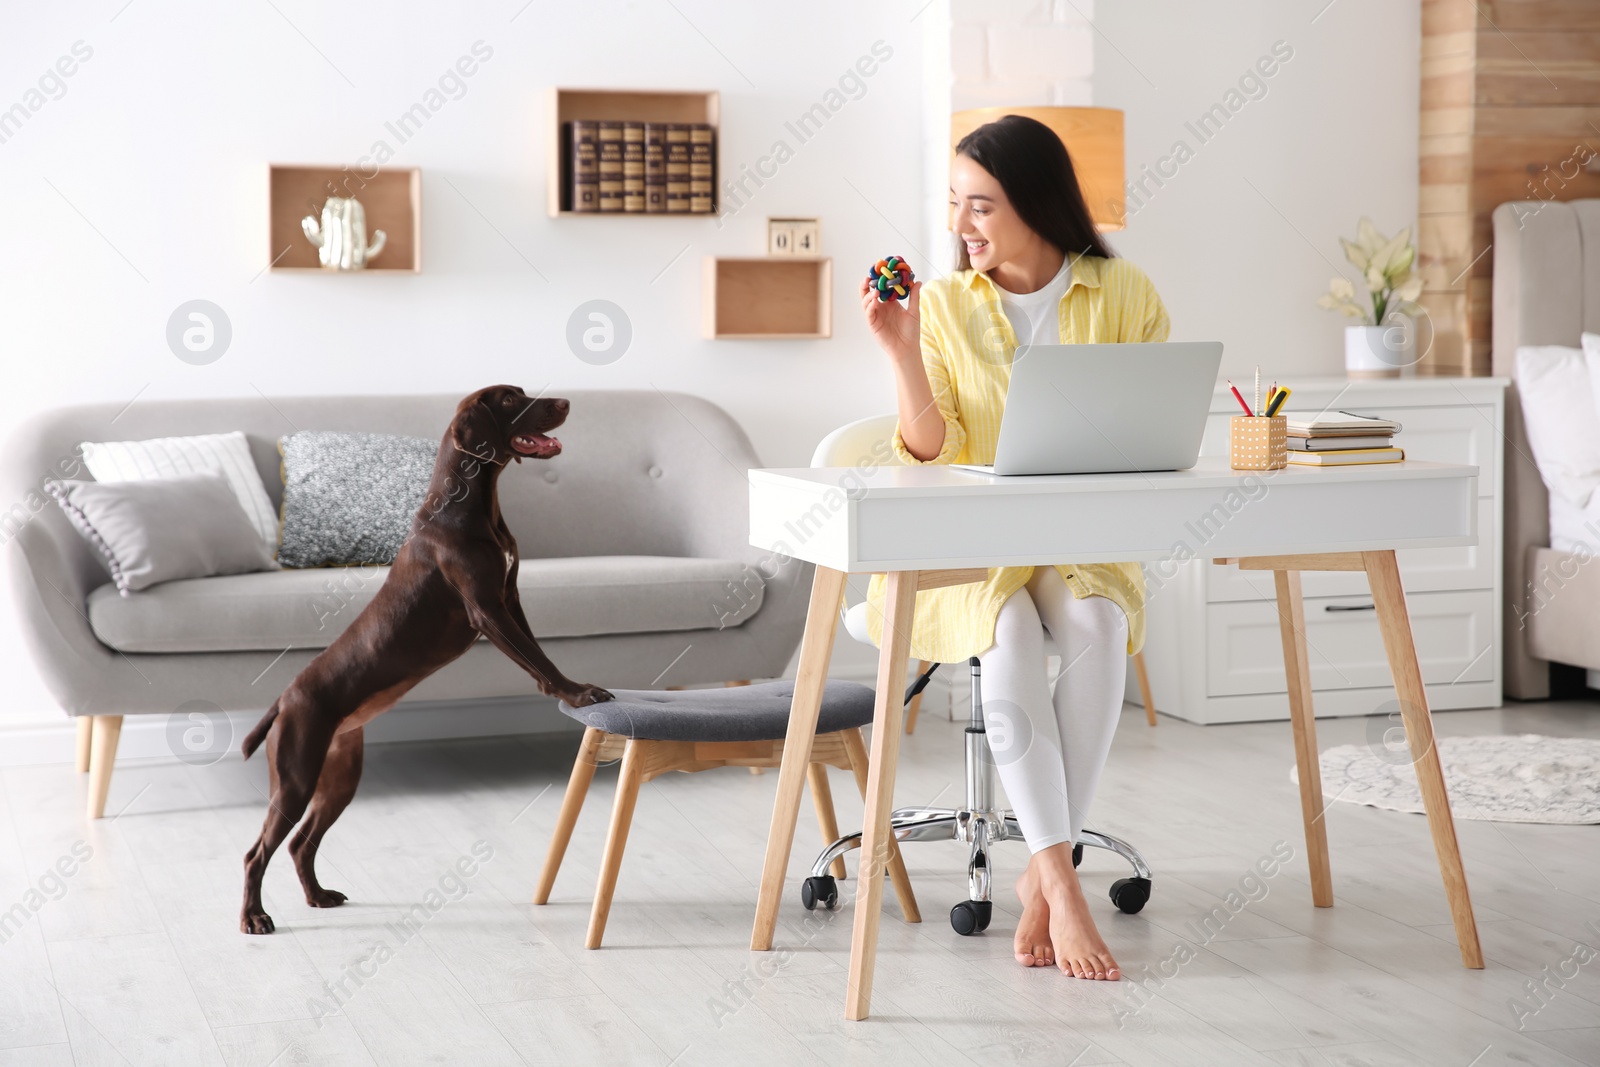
left=806, top=415, right=1153, bottom=934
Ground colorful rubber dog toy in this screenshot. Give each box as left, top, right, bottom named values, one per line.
left=866, top=255, right=914, bottom=302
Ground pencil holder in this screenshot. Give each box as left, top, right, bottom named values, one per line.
left=1230, top=415, right=1286, bottom=470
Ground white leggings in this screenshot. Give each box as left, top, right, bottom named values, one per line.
left=976, top=567, right=1129, bottom=854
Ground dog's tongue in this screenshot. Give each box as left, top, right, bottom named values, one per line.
left=512, top=431, right=560, bottom=457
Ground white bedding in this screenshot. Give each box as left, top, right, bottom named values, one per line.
left=1517, top=341, right=1600, bottom=555
left=1550, top=490, right=1600, bottom=555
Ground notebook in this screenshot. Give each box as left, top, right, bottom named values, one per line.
left=1285, top=447, right=1405, bottom=466
left=1283, top=411, right=1403, bottom=435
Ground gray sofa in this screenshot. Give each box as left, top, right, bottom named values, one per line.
left=2, top=390, right=812, bottom=810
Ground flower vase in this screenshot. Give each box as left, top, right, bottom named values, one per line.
left=1344, top=324, right=1409, bottom=379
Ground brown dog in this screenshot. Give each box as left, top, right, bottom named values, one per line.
left=238, top=385, right=612, bottom=934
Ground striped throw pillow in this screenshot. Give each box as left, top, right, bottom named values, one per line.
left=80, top=430, right=279, bottom=550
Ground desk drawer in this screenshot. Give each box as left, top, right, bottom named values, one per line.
left=1206, top=496, right=1494, bottom=602
left=1205, top=588, right=1495, bottom=697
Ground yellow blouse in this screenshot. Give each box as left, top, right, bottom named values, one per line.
left=863, top=254, right=1170, bottom=663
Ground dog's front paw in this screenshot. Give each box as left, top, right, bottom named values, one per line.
left=562, top=683, right=613, bottom=707
left=241, top=909, right=276, bottom=935
left=306, top=887, right=348, bottom=908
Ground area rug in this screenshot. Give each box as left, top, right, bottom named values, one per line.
left=1290, top=734, right=1600, bottom=824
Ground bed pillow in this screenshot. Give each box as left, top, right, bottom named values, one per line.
left=81, top=430, right=279, bottom=550
left=1580, top=333, right=1600, bottom=439
left=46, top=473, right=277, bottom=595
left=276, top=431, right=438, bottom=568
left=1515, top=344, right=1600, bottom=508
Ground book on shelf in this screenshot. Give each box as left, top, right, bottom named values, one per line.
left=689, top=123, right=714, bottom=214
left=568, top=120, right=599, bottom=212
left=1286, top=446, right=1406, bottom=466
left=665, top=124, right=691, bottom=213
left=622, top=122, right=645, bottom=213
left=1287, top=434, right=1394, bottom=451
left=597, top=121, right=624, bottom=213
left=644, top=122, right=667, bottom=213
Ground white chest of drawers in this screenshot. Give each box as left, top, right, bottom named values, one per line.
left=1134, top=376, right=1508, bottom=724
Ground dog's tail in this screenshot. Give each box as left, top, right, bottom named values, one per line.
left=241, top=701, right=279, bottom=760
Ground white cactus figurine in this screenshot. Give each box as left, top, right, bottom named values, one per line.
left=301, top=197, right=387, bottom=271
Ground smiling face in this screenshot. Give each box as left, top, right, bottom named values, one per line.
left=950, top=153, right=1053, bottom=276
left=452, top=385, right=570, bottom=464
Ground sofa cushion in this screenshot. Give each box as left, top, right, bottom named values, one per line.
left=276, top=431, right=439, bottom=568
left=86, top=554, right=765, bottom=653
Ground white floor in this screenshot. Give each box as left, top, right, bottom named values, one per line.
left=2, top=696, right=1599, bottom=1067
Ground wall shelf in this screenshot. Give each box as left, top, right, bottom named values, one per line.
left=703, top=257, right=832, bottom=339
left=548, top=87, right=719, bottom=217
left=268, top=165, right=421, bottom=272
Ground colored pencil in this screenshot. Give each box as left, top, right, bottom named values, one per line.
left=1227, top=379, right=1254, bottom=416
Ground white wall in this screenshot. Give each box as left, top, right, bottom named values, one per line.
left=0, top=1, right=925, bottom=726
left=1093, top=0, right=1420, bottom=382
left=0, top=0, right=1424, bottom=735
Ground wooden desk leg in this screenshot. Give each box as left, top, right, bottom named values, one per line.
left=1272, top=570, right=1334, bottom=908
left=1362, top=550, right=1485, bottom=969
left=750, top=565, right=848, bottom=951
left=845, top=569, right=918, bottom=1021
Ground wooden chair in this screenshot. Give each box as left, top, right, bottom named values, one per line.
left=534, top=679, right=921, bottom=948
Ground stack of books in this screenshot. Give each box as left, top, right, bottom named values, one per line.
left=1283, top=411, right=1404, bottom=465
left=566, top=121, right=715, bottom=214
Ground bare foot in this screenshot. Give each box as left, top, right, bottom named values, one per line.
left=1013, top=859, right=1054, bottom=967
left=1034, top=844, right=1121, bottom=980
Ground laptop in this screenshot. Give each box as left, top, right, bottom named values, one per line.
left=950, top=341, right=1224, bottom=476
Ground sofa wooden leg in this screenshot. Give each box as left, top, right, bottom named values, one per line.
left=75, top=717, right=93, bottom=773
left=86, top=715, right=122, bottom=819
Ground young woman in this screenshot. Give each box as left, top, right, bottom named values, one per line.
left=860, top=115, right=1169, bottom=982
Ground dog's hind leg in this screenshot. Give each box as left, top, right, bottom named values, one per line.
left=288, top=726, right=364, bottom=908
left=241, top=699, right=335, bottom=934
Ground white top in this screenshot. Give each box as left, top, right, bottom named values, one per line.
left=992, top=256, right=1072, bottom=347
left=748, top=458, right=1479, bottom=571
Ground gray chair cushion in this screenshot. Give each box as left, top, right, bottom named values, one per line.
left=86, top=553, right=764, bottom=653
left=558, top=678, right=878, bottom=742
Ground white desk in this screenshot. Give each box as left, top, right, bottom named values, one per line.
left=746, top=457, right=1485, bottom=1021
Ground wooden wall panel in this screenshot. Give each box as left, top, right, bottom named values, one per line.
left=1417, top=0, right=1600, bottom=375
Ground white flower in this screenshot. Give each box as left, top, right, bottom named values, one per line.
left=1356, top=217, right=1385, bottom=255
left=1341, top=238, right=1369, bottom=271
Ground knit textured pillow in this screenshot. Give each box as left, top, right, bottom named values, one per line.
left=276, top=431, right=438, bottom=568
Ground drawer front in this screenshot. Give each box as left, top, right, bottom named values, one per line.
left=1389, top=404, right=1498, bottom=494
left=1206, top=495, right=1495, bottom=601
left=1198, top=404, right=1498, bottom=496
left=1206, top=588, right=1496, bottom=697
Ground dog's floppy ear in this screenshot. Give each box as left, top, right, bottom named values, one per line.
left=451, top=397, right=497, bottom=460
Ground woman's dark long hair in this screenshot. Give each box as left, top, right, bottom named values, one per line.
left=953, top=114, right=1113, bottom=271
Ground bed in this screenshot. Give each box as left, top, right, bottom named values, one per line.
left=1492, top=198, right=1600, bottom=699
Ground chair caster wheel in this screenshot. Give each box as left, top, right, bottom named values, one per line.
left=949, top=900, right=992, bottom=935
left=1110, top=876, right=1150, bottom=914
left=1072, top=842, right=1084, bottom=868
left=801, top=875, right=838, bottom=911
